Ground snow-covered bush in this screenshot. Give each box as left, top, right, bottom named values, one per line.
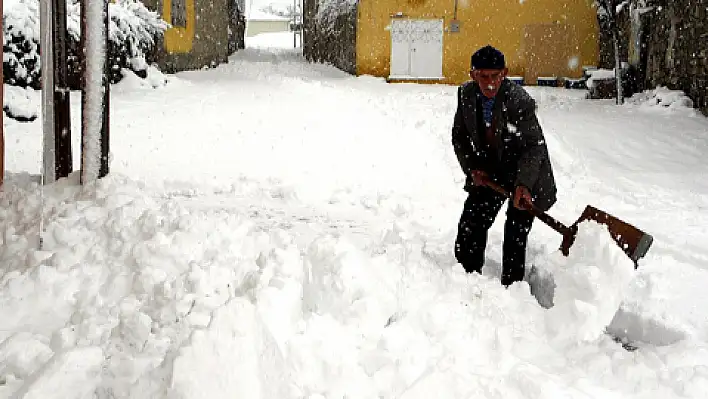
left=105, top=0, right=169, bottom=82
left=3, top=0, right=41, bottom=88
left=3, top=0, right=167, bottom=89
left=626, top=86, right=697, bottom=114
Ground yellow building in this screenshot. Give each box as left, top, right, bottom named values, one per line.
left=356, top=0, right=599, bottom=85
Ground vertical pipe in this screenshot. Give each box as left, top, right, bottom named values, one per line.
left=40, top=0, right=56, bottom=184
left=293, top=0, right=296, bottom=48
left=80, top=0, right=109, bottom=184
left=53, top=0, right=73, bottom=179
left=613, top=29, right=623, bottom=105
left=100, top=2, right=110, bottom=179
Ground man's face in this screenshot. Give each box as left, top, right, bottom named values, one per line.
left=470, top=68, right=508, bottom=98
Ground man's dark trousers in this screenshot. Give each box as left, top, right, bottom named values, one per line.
left=454, top=184, right=535, bottom=286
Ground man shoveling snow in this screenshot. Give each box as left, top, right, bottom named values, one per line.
left=450, top=47, right=654, bottom=343
left=451, top=45, right=557, bottom=287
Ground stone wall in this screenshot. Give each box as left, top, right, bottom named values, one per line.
left=302, top=0, right=357, bottom=74
left=644, top=0, right=708, bottom=114
left=600, top=0, right=708, bottom=114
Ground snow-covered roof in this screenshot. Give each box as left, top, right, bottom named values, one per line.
left=248, top=9, right=290, bottom=21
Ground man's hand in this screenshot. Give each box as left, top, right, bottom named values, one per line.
left=514, top=185, right=533, bottom=210
left=470, top=170, right=489, bottom=186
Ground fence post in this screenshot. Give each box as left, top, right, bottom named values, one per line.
left=40, top=0, right=56, bottom=183
left=53, top=0, right=73, bottom=179
left=80, top=0, right=110, bottom=184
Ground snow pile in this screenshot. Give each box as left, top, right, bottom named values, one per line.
left=4, top=172, right=702, bottom=398
left=171, top=298, right=292, bottom=399
left=542, top=221, right=636, bottom=343
left=585, top=68, right=615, bottom=88
left=114, top=65, right=170, bottom=91
left=626, top=86, right=697, bottom=114
left=0, top=175, right=648, bottom=397
left=3, top=85, right=39, bottom=122
left=10, top=347, right=104, bottom=399
left=0, top=174, right=293, bottom=397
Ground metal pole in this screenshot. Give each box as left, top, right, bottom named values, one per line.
left=53, top=0, right=73, bottom=179
left=38, top=0, right=54, bottom=250
left=40, top=0, right=56, bottom=184
left=80, top=0, right=109, bottom=184
left=293, top=0, right=296, bottom=48
left=100, top=2, right=110, bottom=179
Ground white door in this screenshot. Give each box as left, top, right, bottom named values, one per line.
left=390, top=19, right=443, bottom=79
left=410, top=20, right=443, bottom=78
left=390, top=20, right=412, bottom=77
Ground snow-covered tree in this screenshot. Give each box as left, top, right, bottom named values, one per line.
left=3, top=0, right=167, bottom=89
left=596, top=0, right=627, bottom=104
left=315, top=0, right=356, bottom=31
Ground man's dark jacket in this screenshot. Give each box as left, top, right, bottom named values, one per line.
left=452, top=78, right=557, bottom=211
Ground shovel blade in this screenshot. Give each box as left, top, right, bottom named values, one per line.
left=567, top=205, right=653, bottom=268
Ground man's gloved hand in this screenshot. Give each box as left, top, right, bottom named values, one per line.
left=470, top=170, right=489, bottom=186
left=514, top=185, right=533, bottom=210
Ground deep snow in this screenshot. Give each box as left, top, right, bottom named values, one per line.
left=2, top=31, right=708, bottom=398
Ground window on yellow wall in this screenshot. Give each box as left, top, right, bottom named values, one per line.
left=172, top=0, right=187, bottom=27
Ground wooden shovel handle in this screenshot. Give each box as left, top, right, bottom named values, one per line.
left=482, top=180, right=574, bottom=237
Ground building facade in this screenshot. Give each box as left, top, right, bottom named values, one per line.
left=141, top=0, right=245, bottom=72
left=356, top=0, right=600, bottom=85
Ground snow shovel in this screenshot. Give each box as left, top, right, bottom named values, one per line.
left=483, top=180, right=653, bottom=267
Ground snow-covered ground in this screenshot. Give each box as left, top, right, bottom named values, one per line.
left=2, top=31, right=708, bottom=398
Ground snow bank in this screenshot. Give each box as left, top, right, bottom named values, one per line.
left=542, top=221, right=636, bottom=343
left=171, top=298, right=291, bottom=399
left=626, top=86, right=697, bottom=115
left=114, top=65, right=170, bottom=92
left=1, top=174, right=272, bottom=397
left=585, top=68, right=615, bottom=88
left=0, top=174, right=672, bottom=399
left=12, top=347, right=104, bottom=399
left=3, top=85, right=39, bottom=121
